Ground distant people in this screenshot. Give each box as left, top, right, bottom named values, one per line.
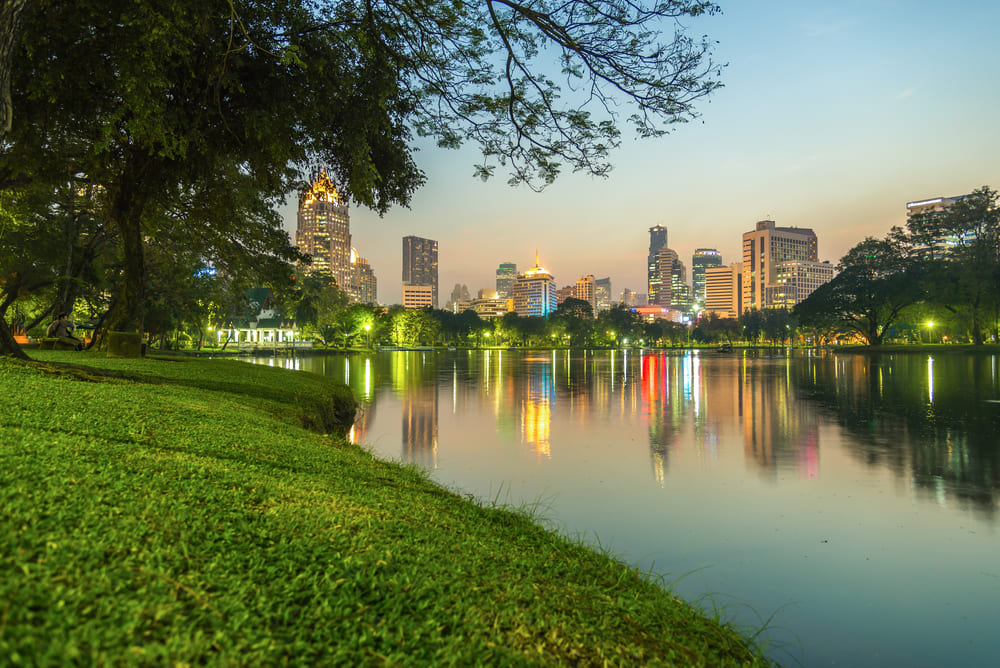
left=46, top=313, right=81, bottom=349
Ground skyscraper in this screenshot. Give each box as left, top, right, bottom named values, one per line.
left=652, top=246, right=680, bottom=307
left=594, top=277, right=612, bottom=312
left=705, top=263, right=742, bottom=318
left=906, top=193, right=977, bottom=259
left=295, top=167, right=352, bottom=291
left=496, top=262, right=517, bottom=298
left=512, top=252, right=556, bottom=317
left=691, top=249, right=722, bottom=307
left=350, top=250, right=377, bottom=304
left=741, top=220, right=820, bottom=310
left=402, top=236, right=439, bottom=308
left=574, top=275, right=596, bottom=313
left=647, top=225, right=668, bottom=304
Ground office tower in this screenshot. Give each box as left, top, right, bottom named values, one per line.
left=621, top=288, right=636, bottom=307
left=594, top=277, right=611, bottom=312
left=691, top=249, right=722, bottom=307
left=512, top=252, right=556, bottom=317
left=402, top=235, right=439, bottom=308
left=766, top=260, right=834, bottom=309
left=705, top=263, right=743, bottom=318
left=496, top=262, right=517, bottom=298
left=556, top=285, right=576, bottom=304
left=575, top=275, right=596, bottom=313
left=647, top=225, right=668, bottom=304
left=351, top=251, right=378, bottom=304
left=906, top=193, right=977, bottom=259
left=741, top=221, right=820, bottom=310
left=670, top=258, right=691, bottom=311
left=652, top=246, right=678, bottom=307
left=446, top=284, right=471, bottom=312
left=295, top=167, right=352, bottom=291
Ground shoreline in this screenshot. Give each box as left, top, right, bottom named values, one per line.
left=2, top=351, right=770, bottom=665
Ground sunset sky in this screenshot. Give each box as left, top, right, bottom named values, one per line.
left=281, top=0, right=1000, bottom=306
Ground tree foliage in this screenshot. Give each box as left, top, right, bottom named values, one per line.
left=795, top=229, right=922, bottom=346
left=0, top=0, right=723, bottom=355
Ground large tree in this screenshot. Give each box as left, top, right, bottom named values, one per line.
left=926, top=186, right=1000, bottom=344
left=794, top=229, right=922, bottom=346
left=1, top=0, right=722, bottom=356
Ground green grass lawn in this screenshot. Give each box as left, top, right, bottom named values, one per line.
left=2, top=352, right=769, bottom=666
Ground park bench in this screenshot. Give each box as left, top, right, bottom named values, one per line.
left=38, top=337, right=80, bottom=351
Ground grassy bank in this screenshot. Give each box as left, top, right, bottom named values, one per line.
left=2, top=352, right=768, bottom=666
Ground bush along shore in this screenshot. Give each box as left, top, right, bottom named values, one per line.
left=2, top=352, right=769, bottom=666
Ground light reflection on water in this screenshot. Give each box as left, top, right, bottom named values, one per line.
left=249, top=350, right=1000, bottom=667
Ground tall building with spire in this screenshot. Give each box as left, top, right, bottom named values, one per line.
left=512, top=251, right=556, bottom=317
left=402, top=235, right=439, bottom=308
left=295, top=167, right=352, bottom=291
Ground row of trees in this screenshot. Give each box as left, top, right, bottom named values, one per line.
left=1, top=0, right=723, bottom=359
left=794, top=186, right=1000, bottom=346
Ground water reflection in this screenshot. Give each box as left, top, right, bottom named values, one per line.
left=793, top=353, right=1000, bottom=517
left=252, top=350, right=1000, bottom=512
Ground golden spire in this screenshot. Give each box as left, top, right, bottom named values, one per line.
left=303, top=165, right=342, bottom=205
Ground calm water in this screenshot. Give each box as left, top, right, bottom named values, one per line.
left=251, top=349, right=1000, bottom=667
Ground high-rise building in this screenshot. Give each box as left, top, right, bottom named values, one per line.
left=556, top=285, right=576, bottom=304
left=574, top=275, right=596, bottom=313
left=496, top=262, right=517, bottom=298
left=446, top=283, right=471, bottom=312
left=741, top=220, right=819, bottom=310
left=295, top=167, right=352, bottom=291
left=350, top=250, right=378, bottom=304
left=512, top=253, right=556, bottom=317
left=647, top=225, right=668, bottom=305
left=652, top=246, right=679, bottom=307
left=906, top=194, right=977, bottom=259
left=691, top=249, right=722, bottom=307
left=670, top=258, right=691, bottom=311
left=594, top=277, right=611, bottom=312
left=705, top=263, right=742, bottom=318
left=765, top=260, right=834, bottom=308
left=402, top=236, right=439, bottom=308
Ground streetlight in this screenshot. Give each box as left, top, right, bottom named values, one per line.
left=364, top=322, right=371, bottom=349
left=925, top=321, right=934, bottom=344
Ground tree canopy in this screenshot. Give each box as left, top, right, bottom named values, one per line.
left=0, top=0, right=723, bottom=354
left=794, top=229, right=922, bottom=346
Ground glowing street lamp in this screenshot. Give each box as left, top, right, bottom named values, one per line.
left=925, top=320, right=934, bottom=344
left=364, top=322, right=371, bottom=349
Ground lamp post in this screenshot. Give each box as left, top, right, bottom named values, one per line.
left=364, top=322, right=371, bottom=350
left=925, top=321, right=934, bottom=344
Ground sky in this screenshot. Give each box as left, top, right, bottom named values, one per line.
left=280, top=0, right=1000, bottom=306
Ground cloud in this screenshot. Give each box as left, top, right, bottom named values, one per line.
left=895, top=88, right=915, bottom=100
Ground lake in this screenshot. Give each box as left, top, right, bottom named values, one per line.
left=249, top=349, right=1000, bottom=667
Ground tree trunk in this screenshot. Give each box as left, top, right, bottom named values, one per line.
left=95, top=154, right=155, bottom=349
left=0, top=290, right=28, bottom=358
left=0, top=0, right=38, bottom=136
left=0, top=314, right=28, bottom=359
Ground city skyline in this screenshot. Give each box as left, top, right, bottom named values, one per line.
left=281, top=1, right=1000, bottom=305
